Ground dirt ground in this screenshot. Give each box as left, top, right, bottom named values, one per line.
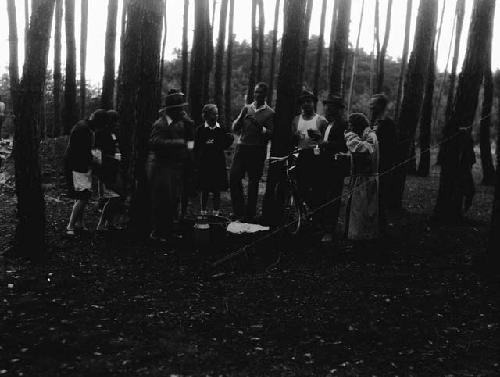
left=0, top=144, right=499, bottom=376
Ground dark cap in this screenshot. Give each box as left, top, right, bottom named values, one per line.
left=322, top=93, right=345, bottom=108
left=89, top=109, right=108, bottom=128
left=163, top=89, right=188, bottom=110
left=298, top=89, right=318, bottom=104
left=370, top=93, right=389, bottom=108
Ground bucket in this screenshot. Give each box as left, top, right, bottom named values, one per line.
left=193, top=214, right=230, bottom=248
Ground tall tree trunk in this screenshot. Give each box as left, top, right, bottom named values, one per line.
left=247, top=0, right=258, bottom=103
left=434, top=0, right=446, bottom=66
left=13, top=0, right=55, bottom=258
left=52, top=0, right=63, bottom=136
left=328, top=0, right=338, bottom=76
left=417, top=46, right=435, bottom=177
left=328, top=0, right=351, bottom=96
left=434, top=0, right=495, bottom=223
left=313, top=0, right=328, bottom=97
left=203, top=2, right=213, bottom=104
left=224, top=0, right=234, bottom=128
left=298, top=0, right=314, bottom=88
left=444, top=0, right=466, bottom=124
left=181, top=0, right=189, bottom=94
left=7, top=0, right=20, bottom=96
left=375, top=0, right=393, bottom=94
left=80, top=0, right=88, bottom=118
left=118, top=0, right=163, bottom=233
left=116, top=0, right=129, bottom=108
left=395, top=0, right=413, bottom=119
left=395, top=0, right=438, bottom=207
left=64, top=0, right=77, bottom=133
left=257, top=0, right=265, bottom=82
left=347, top=0, right=365, bottom=112
left=479, top=22, right=495, bottom=185
left=101, top=0, right=118, bottom=110
left=189, top=0, right=210, bottom=125
left=159, top=0, right=167, bottom=98
left=486, top=70, right=500, bottom=269
left=263, top=0, right=308, bottom=223
left=267, top=0, right=280, bottom=106
left=214, top=0, right=228, bottom=115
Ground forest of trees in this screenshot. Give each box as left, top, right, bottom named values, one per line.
left=0, top=0, right=499, bottom=266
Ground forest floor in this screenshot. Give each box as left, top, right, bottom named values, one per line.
left=0, top=139, right=499, bottom=376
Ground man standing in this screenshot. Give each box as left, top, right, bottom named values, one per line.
left=0, top=95, right=5, bottom=138
left=146, top=90, right=194, bottom=243
left=371, top=94, right=398, bottom=232
left=230, top=82, right=274, bottom=221
left=318, top=94, right=348, bottom=243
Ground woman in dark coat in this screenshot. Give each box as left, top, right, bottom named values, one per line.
left=194, top=104, right=234, bottom=215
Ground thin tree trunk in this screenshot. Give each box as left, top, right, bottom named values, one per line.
left=64, top=0, right=77, bottom=133
left=101, top=0, right=118, bottom=110
left=313, top=0, right=328, bottom=97
left=203, top=2, right=213, bottom=104
left=395, top=0, right=413, bottom=119
left=395, top=0, right=438, bottom=207
left=118, top=0, right=163, bottom=233
left=181, top=0, right=189, bottom=94
left=434, top=0, right=446, bottom=66
left=479, top=30, right=495, bottom=185
left=52, top=0, right=63, bottom=136
left=417, top=46, right=435, bottom=176
left=328, top=0, right=351, bottom=96
left=298, top=0, right=314, bottom=87
left=189, top=0, right=210, bottom=125
left=434, top=0, right=495, bottom=223
left=214, top=0, right=228, bottom=115
left=13, top=0, right=55, bottom=258
left=263, top=0, right=308, bottom=223
left=268, top=0, right=280, bottom=106
left=224, top=0, right=234, bottom=128
left=347, top=0, right=365, bottom=112
left=159, top=0, right=167, bottom=98
left=24, top=0, right=29, bottom=59
left=116, top=0, right=128, bottom=108
left=376, top=0, right=392, bottom=94
left=444, top=0, right=465, bottom=124
left=80, top=0, right=88, bottom=118
left=7, top=0, right=20, bottom=95
left=328, top=0, right=338, bottom=75
left=373, top=0, right=380, bottom=93
left=257, top=0, right=265, bottom=82
left=247, top=0, right=258, bottom=103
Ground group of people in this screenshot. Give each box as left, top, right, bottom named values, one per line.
left=64, top=82, right=399, bottom=245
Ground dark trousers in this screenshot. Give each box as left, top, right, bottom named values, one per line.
left=229, top=144, right=266, bottom=219
left=146, top=156, right=183, bottom=237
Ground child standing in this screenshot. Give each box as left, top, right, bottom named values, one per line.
left=194, top=104, right=234, bottom=215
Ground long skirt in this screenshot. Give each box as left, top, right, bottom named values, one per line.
left=346, top=174, right=379, bottom=240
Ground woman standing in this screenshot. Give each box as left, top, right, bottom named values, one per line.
left=345, top=113, right=379, bottom=240
left=194, top=104, right=234, bottom=215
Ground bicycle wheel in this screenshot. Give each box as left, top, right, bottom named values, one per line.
left=279, top=185, right=304, bottom=235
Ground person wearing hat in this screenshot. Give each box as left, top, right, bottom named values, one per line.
left=370, top=93, right=398, bottom=232
left=344, top=113, right=380, bottom=241
left=64, top=109, right=107, bottom=235
left=291, top=89, right=328, bottom=212
left=316, top=93, right=349, bottom=243
left=146, top=90, right=195, bottom=242
left=230, top=82, right=275, bottom=221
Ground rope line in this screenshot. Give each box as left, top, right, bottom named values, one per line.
left=211, top=114, right=490, bottom=268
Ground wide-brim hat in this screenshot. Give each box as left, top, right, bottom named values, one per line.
left=322, top=93, right=345, bottom=108
left=162, top=91, right=188, bottom=110
left=298, top=89, right=318, bottom=103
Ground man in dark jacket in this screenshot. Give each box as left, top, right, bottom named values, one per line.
left=230, top=82, right=275, bottom=221
left=146, top=90, right=194, bottom=242
left=371, top=94, right=398, bottom=233
left=318, top=94, right=348, bottom=243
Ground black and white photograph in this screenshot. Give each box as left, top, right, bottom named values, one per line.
left=0, top=0, right=499, bottom=375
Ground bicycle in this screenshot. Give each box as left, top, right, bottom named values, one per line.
left=268, top=147, right=311, bottom=235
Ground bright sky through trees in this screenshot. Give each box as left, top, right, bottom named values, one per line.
left=1, top=0, right=499, bottom=86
